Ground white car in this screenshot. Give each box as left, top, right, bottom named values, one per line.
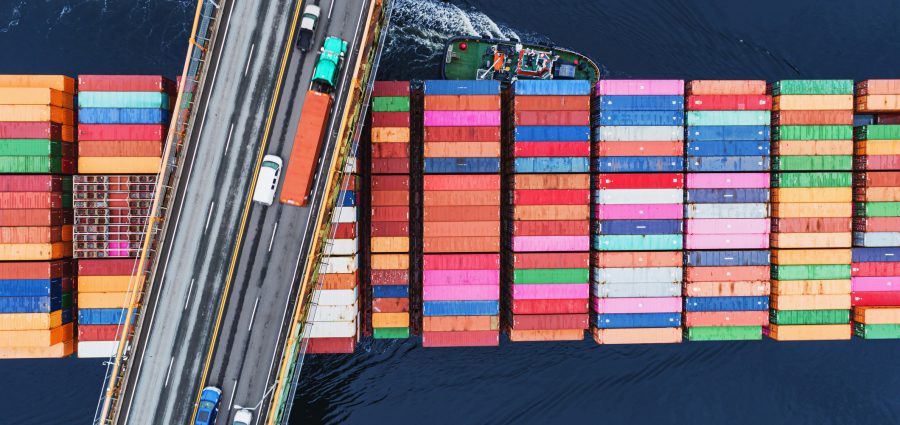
left=252, top=155, right=283, bottom=206
left=232, top=409, right=253, bottom=425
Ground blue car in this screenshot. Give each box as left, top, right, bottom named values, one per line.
left=195, top=386, right=222, bottom=425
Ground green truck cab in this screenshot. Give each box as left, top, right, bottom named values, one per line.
left=312, top=36, right=348, bottom=93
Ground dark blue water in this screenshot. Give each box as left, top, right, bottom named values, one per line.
left=2, top=0, right=900, bottom=423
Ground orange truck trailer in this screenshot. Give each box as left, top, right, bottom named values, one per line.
left=280, top=90, right=333, bottom=206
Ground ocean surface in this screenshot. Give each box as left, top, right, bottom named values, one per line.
left=2, top=0, right=900, bottom=423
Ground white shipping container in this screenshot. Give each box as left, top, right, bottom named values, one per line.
left=331, top=206, right=357, bottom=223
left=854, top=232, right=900, bottom=247
left=311, top=288, right=358, bottom=306
left=685, top=203, right=768, bottom=219
left=304, top=319, right=357, bottom=338
left=597, top=126, right=684, bottom=141
left=343, top=157, right=357, bottom=174
left=592, top=266, right=683, bottom=284
left=594, top=189, right=683, bottom=205
left=319, top=254, right=358, bottom=274
left=309, top=304, right=358, bottom=322
left=77, top=340, right=119, bottom=358
left=684, top=218, right=771, bottom=234
left=325, top=238, right=358, bottom=256
left=593, top=282, right=682, bottom=298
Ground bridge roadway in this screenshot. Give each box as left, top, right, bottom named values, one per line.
left=115, top=0, right=370, bottom=423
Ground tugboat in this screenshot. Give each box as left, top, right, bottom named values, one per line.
left=442, top=36, right=600, bottom=85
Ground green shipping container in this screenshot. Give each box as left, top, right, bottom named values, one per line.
left=854, top=323, right=900, bottom=339
left=855, top=202, right=900, bottom=217
left=855, top=125, right=900, bottom=140
left=772, top=172, right=851, bottom=188
left=593, top=235, right=683, bottom=251
left=685, top=326, right=762, bottom=341
left=769, top=309, right=849, bottom=325
left=0, top=156, right=65, bottom=174
left=774, top=125, right=852, bottom=141
left=0, top=139, right=65, bottom=156
left=773, top=264, right=851, bottom=281
left=78, top=91, right=170, bottom=109
left=373, top=327, right=410, bottom=339
left=686, top=110, right=770, bottom=126
left=372, top=96, right=410, bottom=112
left=61, top=292, right=72, bottom=309
left=513, top=268, right=589, bottom=284
left=770, top=80, right=854, bottom=95
left=775, top=155, right=852, bottom=171
left=61, top=175, right=73, bottom=193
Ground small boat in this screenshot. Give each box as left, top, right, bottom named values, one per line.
left=442, top=36, right=600, bottom=85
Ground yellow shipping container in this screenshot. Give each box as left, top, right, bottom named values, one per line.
left=78, top=292, right=130, bottom=309
left=771, top=280, right=851, bottom=295
left=772, top=203, right=851, bottom=218
left=0, top=105, right=74, bottom=126
left=776, top=140, right=853, bottom=156
left=370, top=237, right=409, bottom=253
left=861, top=187, right=900, bottom=202
left=513, top=205, right=590, bottom=221
left=0, top=88, right=74, bottom=108
left=771, top=248, right=852, bottom=265
left=78, top=157, right=161, bottom=174
left=856, top=94, right=900, bottom=112
left=773, top=94, right=854, bottom=111
left=78, top=275, right=133, bottom=293
left=372, top=312, right=409, bottom=328
left=509, top=329, right=585, bottom=342
left=0, top=75, right=75, bottom=93
left=0, top=339, right=75, bottom=359
left=771, top=294, right=851, bottom=310
left=0, top=242, right=68, bottom=261
left=370, top=253, right=409, bottom=270
left=424, top=142, right=501, bottom=158
left=854, top=306, right=900, bottom=324
left=855, top=140, right=900, bottom=155
left=770, top=233, right=851, bottom=249
left=768, top=324, right=851, bottom=341
left=772, top=188, right=851, bottom=203
left=0, top=322, right=73, bottom=347
left=371, top=127, right=410, bottom=143
left=0, top=311, right=64, bottom=331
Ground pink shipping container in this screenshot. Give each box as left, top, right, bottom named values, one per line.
left=0, top=193, right=63, bottom=209
left=422, top=330, right=499, bottom=347
left=78, top=259, right=139, bottom=275
left=594, top=204, right=684, bottom=220
left=684, top=234, right=770, bottom=249
left=510, top=236, right=590, bottom=252
left=423, top=110, right=501, bottom=127
left=851, top=277, right=900, bottom=292
left=596, top=80, right=685, bottom=96
left=77, top=75, right=174, bottom=92
left=512, top=284, right=590, bottom=300
left=77, top=124, right=165, bottom=141
left=422, top=270, right=500, bottom=285
left=422, top=253, right=500, bottom=270
left=685, top=219, right=771, bottom=234
left=593, top=297, right=683, bottom=314
left=423, top=285, right=499, bottom=301
left=0, top=122, right=73, bottom=141
left=0, top=176, right=66, bottom=192
left=423, top=175, right=500, bottom=191
left=686, top=173, right=770, bottom=188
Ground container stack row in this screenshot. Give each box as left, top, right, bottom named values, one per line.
left=683, top=80, right=771, bottom=341
left=0, top=75, right=76, bottom=358
left=503, top=80, right=591, bottom=342
left=76, top=259, right=135, bottom=357
left=591, top=80, right=684, bottom=344
left=421, top=80, right=501, bottom=347
left=768, top=80, right=855, bottom=341
left=73, top=175, right=156, bottom=258
left=369, top=81, right=412, bottom=339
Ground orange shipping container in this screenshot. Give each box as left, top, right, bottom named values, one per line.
left=79, top=157, right=161, bottom=174
left=513, top=205, right=589, bottom=221
left=423, top=205, right=499, bottom=222
left=767, top=324, right=851, bottom=341
left=514, top=96, right=590, bottom=111
left=424, top=221, right=500, bottom=237
left=773, top=95, right=853, bottom=111
left=0, top=242, right=68, bottom=261
left=513, top=174, right=590, bottom=190
left=372, top=297, right=409, bottom=313
left=771, top=280, right=851, bottom=295
left=595, top=141, right=683, bottom=157
left=853, top=307, right=900, bottom=324
left=0, top=105, right=74, bottom=126
left=593, top=328, right=682, bottom=344
left=856, top=94, right=900, bottom=112
left=771, top=294, right=851, bottom=310
left=0, top=75, right=75, bottom=93
left=770, top=233, right=851, bottom=249
left=0, top=260, right=67, bottom=279
left=78, top=292, right=130, bottom=309
left=686, top=80, right=767, bottom=95
left=855, top=140, right=900, bottom=155
left=509, top=329, right=584, bottom=342
left=685, top=266, right=769, bottom=282
left=424, top=95, right=500, bottom=110
left=371, top=312, right=409, bottom=328
left=593, top=251, right=683, bottom=268
left=773, top=110, right=854, bottom=125
left=858, top=187, right=900, bottom=202
left=0, top=323, right=72, bottom=347
left=0, top=339, right=74, bottom=359
left=683, top=281, right=770, bottom=297
left=0, top=88, right=74, bottom=108
left=774, top=140, right=853, bottom=156
left=772, top=188, right=850, bottom=203
left=370, top=254, right=409, bottom=270
left=772, top=248, right=852, bottom=265
left=773, top=217, right=851, bottom=233
left=772, top=203, right=851, bottom=218
left=78, top=276, right=133, bottom=293
left=370, top=190, right=409, bottom=206
left=0, top=311, right=64, bottom=331
left=424, top=141, right=500, bottom=158
left=78, top=140, right=162, bottom=157
left=371, top=127, right=410, bottom=143
left=423, top=237, right=499, bottom=253
left=319, top=272, right=357, bottom=290
left=281, top=91, right=332, bottom=206
left=423, top=316, right=499, bottom=332
left=370, top=236, right=409, bottom=253
left=424, top=190, right=500, bottom=206
left=0, top=227, right=64, bottom=243
left=684, top=311, right=768, bottom=327
left=856, top=79, right=900, bottom=95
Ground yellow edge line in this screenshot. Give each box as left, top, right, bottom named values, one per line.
left=188, top=0, right=305, bottom=421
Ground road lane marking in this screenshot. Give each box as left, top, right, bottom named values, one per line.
left=249, top=296, right=261, bottom=331
left=268, top=223, right=278, bottom=252
left=205, top=202, right=215, bottom=231
left=164, top=356, right=175, bottom=387
left=184, top=278, right=195, bottom=310
left=328, top=0, right=334, bottom=19
left=245, top=43, right=255, bottom=76
left=225, top=122, right=235, bottom=154
left=230, top=379, right=239, bottom=407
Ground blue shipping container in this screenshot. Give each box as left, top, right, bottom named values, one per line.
left=852, top=247, right=900, bottom=262
left=338, top=190, right=356, bottom=207
left=0, top=278, right=62, bottom=297
left=0, top=296, right=60, bottom=313
left=686, top=140, right=771, bottom=157
left=424, top=80, right=500, bottom=95
left=685, top=250, right=770, bottom=267
left=373, top=285, right=409, bottom=298
left=687, top=125, right=770, bottom=141
left=424, top=157, right=500, bottom=174
left=593, top=156, right=684, bottom=173
left=593, top=111, right=684, bottom=126
left=684, top=296, right=769, bottom=312
left=78, top=108, right=169, bottom=125
left=687, top=156, right=770, bottom=172
left=78, top=308, right=131, bottom=325
left=597, top=95, right=684, bottom=111
left=686, top=188, right=770, bottom=204
left=61, top=307, right=73, bottom=324
left=595, top=313, right=682, bottom=329
left=513, top=157, right=590, bottom=173
left=514, top=126, right=590, bottom=141
left=423, top=300, right=499, bottom=316
left=596, top=219, right=682, bottom=235
left=513, top=80, right=591, bottom=96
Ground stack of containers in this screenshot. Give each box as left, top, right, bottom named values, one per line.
left=592, top=80, right=685, bottom=344
left=369, top=81, right=411, bottom=339
left=683, top=80, right=771, bottom=341
left=0, top=75, right=76, bottom=358
left=768, top=80, right=854, bottom=341
left=73, top=175, right=156, bottom=258
left=421, top=80, right=501, bottom=347
left=504, top=80, right=591, bottom=342
left=305, top=166, right=360, bottom=354
left=76, top=259, right=135, bottom=357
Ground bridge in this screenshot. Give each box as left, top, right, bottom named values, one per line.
left=92, top=0, right=390, bottom=423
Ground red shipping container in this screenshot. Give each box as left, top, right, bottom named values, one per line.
left=369, top=269, right=409, bottom=285
left=855, top=172, right=900, bottom=187
left=0, top=209, right=70, bottom=227
left=370, top=190, right=409, bottom=207
left=371, top=175, right=409, bottom=191
left=771, top=110, right=854, bottom=125
left=372, top=297, right=409, bottom=313
left=371, top=206, right=409, bottom=222
left=370, top=222, right=409, bottom=237
left=513, top=189, right=589, bottom=205
left=852, top=291, right=900, bottom=306
left=0, top=176, right=66, bottom=192
left=512, top=252, right=589, bottom=269
left=510, top=299, right=589, bottom=315
left=685, top=266, right=769, bottom=282
left=372, top=81, right=410, bottom=97
left=78, top=324, right=120, bottom=341
left=305, top=337, right=355, bottom=354
left=0, top=226, right=64, bottom=243
left=513, top=142, right=590, bottom=157
left=372, top=112, right=410, bottom=127
left=852, top=262, right=900, bottom=277
left=78, top=258, right=139, bottom=276
left=0, top=122, right=73, bottom=142
left=77, top=140, right=162, bottom=157
left=78, top=124, right=165, bottom=141
left=332, top=223, right=356, bottom=239
left=857, top=155, right=900, bottom=170
left=854, top=217, right=900, bottom=232
left=592, top=251, right=683, bottom=268
left=371, top=159, right=409, bottom=174
left=424, top=127, right=500, bottom=142
left=772, top=217, right=852, bottom=233
left=686, top=80, right=767, bottom=95
left=423, top=253, right=500, bottom=270
left=510, top=314, right=589, bottom=330
left=0, top=260, right=68, bottom=279
left=514, top=96, right=590, bottom=111
left=594, top=173, right=684, bottom=189
left=877, top=114, right=900, bottom=124
left=421, top=330, right=499, bottom=347
left=0, top=193, right=63, bottom=209
left=78, top=75, right=174, bottom=92
left=345, top=177, right=357, bottom=192
left=423, top=205, right=499, bottom=222
left=685, top=95, right=772, bottom=111
left=514, top=110, right=590, bottom=126
left=684, top=311, right=768, bottom=327
left=595, top=141, right=684, bottom=157
left=511, top=220, right=589, bottom=236
left=424, top=174, right=500, bottom=190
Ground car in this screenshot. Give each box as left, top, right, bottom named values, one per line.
left=194, top=386, right=222, bottom=425
left=311, top=36, right=348, bottom=92
left=296, top=5, right=320, bottom=51
left=232, top=409, right=253, bottom=425
left=252, top=155, right=283, bottom=206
